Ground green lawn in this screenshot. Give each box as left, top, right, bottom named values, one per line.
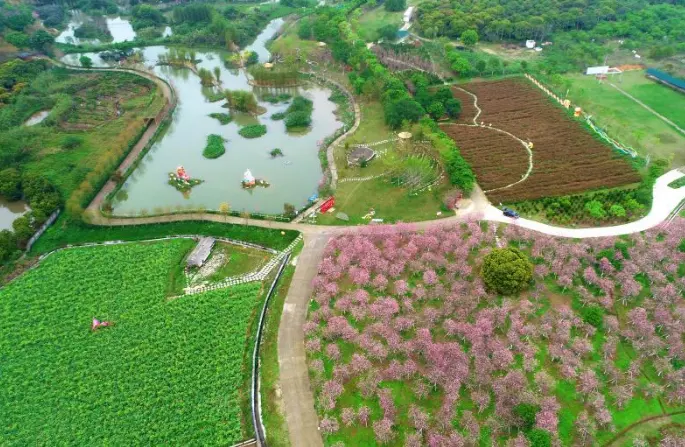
left=318, top=100, right=450, bottom=225
left=618, top=71, right=685, bottom=130
left=206, top=242, right=272, bottom=281
left=0, top=240, right=263, bottom=444
left=259, top=240, right=304, bottom=447
left=562, top=71, right=685, bottom=164
left=31, top=217, right=299, bottom=253
left=353, top=0, right=421, bottom=42
left=354, top=5, right=404, bottom=42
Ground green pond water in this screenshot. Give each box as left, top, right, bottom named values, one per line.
left=61, top=19, right=343, bottom=215
left=0, top=198, right=29, bottom=230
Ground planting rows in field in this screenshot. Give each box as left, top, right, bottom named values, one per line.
left=306, top=220, right=685, bottom=446
left=442, top=125, right=529, bottom=191
left=0, top=240, right=261, bottom=444
left=449, top=87, right=479, bottom=125
left=445, top=79, right=640, bottom=203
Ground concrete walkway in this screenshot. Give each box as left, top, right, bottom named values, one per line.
left=278, top=233, right=330, bottom=447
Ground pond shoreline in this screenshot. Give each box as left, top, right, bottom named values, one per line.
left=49, top=59, right=353, bottom=221
left=102, top=74, right=350, bottom=220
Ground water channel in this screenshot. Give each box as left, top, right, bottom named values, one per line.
left=61, top=18, right=342, bottom=215
left=0, top=198, right=29, bottom=231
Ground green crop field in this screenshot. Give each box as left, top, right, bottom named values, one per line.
left=561, top=71, right=685, bottom=164
left=0, top=240, right=262, bottom=444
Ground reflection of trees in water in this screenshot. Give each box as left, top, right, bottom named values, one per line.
left=231, top=112, right=259, bottom=127
left=115, top=189, right=128, bottom=202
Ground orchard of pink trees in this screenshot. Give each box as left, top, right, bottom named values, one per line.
left=305, top=218, right=685, bottom=446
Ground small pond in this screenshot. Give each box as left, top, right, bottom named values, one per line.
left=24, top=110, right=50, bottom=126
left=0, top=198, right=29, bottom=231
left=56, top=11, right=136, bottom=44
left=61, top=19, right=342, bottom=216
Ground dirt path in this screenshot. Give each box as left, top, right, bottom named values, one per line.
left=609, top=83, right=685, bottom=136
left=442, top=87, right=534, bottom=193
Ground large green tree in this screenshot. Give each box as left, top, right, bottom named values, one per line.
left=0, top=168, right=22, bottom=201
left=384, top=98, right=425, bottom=129
left=481, top=247, right=533, bottom=295
left=460, top=29, right=479, bottom=46
left=384, top=0, right=406, bottom=12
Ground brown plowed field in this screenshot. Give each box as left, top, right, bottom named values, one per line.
left=442, top=125, right=528, bottom=190
left=449, top=87, right=478, bottom=124
left=445, top=78, right=640, bottom=203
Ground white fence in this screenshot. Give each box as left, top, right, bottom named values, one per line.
left=26, top=209, right=60, bottom=252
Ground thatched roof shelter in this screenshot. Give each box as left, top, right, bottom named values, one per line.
left=187, top=237, right=215, bottom=268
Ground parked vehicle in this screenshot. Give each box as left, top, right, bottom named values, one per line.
left=502, top=207, right=520, bottom=219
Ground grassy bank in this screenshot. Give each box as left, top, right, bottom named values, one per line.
left=32, top=217, right=299, bottom=253
left=259, top=240, right=303, bottom=447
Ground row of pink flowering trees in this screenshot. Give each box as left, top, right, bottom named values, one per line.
left=305, top=218, right=685, bottom=446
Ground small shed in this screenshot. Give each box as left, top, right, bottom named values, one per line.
left=586, top=66, right=609, bottom=75
left=403, top=6, right=415, bottom=23
left=187, top=237, right=215, bottom=268
left=347, top=146, right=375, bottom=166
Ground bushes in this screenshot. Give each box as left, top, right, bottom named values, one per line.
left=481, top=247, right=533, bottom=295
left=208, top=112, right=232, bottom=124
left=0, top=168, right=22, bottom=201
left=270, top=148, right=283, bottom=157
left=202, top=134, right=226, bottom=159
left=384, top=97, right=424, bottom=129
left=283, top=96, right=313, bottom=129
left=421, top=118, right=475, bottom=193
left=271, top=112, right=286, bottom=120
left=225, top=90, right=259, bottom=113
left=513, top=403, right=539, bottom=431
left=580, top=305, right=604, bottom=329
left=510, top=187, right=647, bottom=225
left=384, top=0, right=406, bottom=12
left=238, top=124, right=267, bottom=139
left=284, top=111, right=311, bottom=129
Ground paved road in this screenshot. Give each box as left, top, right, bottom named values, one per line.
left=484, top=168, right=685, bottom=238
left=278, top=233, right=330, bottom=447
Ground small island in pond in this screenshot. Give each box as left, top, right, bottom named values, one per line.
left=203, top=134, right=226, bottom=159
left=168, top=166, right=203, bottom=192
left=241, top=168, right=270, bottom=188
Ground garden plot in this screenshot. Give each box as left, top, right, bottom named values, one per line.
left=306, top=220, right=685, bottom=446
left=0, top=240, right=263, bottom=444
left=444, top=78, right=640, bottom=203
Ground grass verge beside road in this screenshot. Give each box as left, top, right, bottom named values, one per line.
left=259, top=240, right=303, bottom=447
left=31, top=217, right=299, bottom=253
